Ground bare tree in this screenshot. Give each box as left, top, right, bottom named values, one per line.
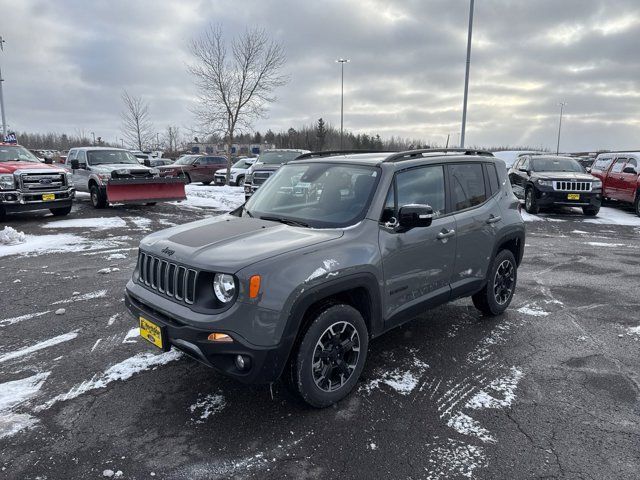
left=165, top=125, right=181, bottom=154
left=120, top=90, right=154, bottom=151
left=188, top=25, right=288, bottom=184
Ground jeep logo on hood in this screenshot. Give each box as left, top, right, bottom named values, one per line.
left=161, top=247, right=175, bottom=256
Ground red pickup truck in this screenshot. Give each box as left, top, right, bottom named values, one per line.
left=590, top=151, right=640, bottom=217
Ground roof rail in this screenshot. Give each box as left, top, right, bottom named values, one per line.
left=294, top=149, right=392, bottom=160
left=383, top=148, right=494, bottom=162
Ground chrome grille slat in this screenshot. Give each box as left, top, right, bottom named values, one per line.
left=137, top=252, right=197, bottom=304
left=20, top=173, right=66, bottom=191
left=553, top=181, right=592, bottom=192
left=252, top=171, right=272, bottom=186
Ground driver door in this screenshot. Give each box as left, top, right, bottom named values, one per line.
left=379, top=165, right=456, bottom=326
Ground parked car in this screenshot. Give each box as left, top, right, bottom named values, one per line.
left=0, top=142, right=75, bottom=218
left=125, top=148, right=525, bottom=407
left=64, top=147, right=185, bottom=208
left=244, top=149, right=310, bottom=200
left=214, top=157, right=256, bottom=186
left=148, top=158, right=173, bottom=167
left=493, top=150, right=545, bottom=169
left=509, top=154, right=602, bottom=216
left=590, top=151, right=640, bottom=216
left=158, top=154, right=227, bottom=185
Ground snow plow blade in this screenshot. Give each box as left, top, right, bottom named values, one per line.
left=105, top=178, right=186, bottom=204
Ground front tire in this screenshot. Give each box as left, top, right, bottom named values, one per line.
left=582, top=205, right=599, bottom=216
left=202, top=181, right=211, bottom=186
left=236, top=176, right=245, bottom=187
left=634, top=194, right=640, bottom=218
left=472, top=249, right=518, bottom=316
left=50, top=206, right=72, bottom=216
left=289, top=304, right=368, bottom=408
left=525, top=187, right=539, bottom=214
left=90, top=185, right=107, bottom=209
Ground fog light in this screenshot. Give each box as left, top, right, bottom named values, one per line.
left=235, top=354, right=250, bottom=371
left=208, top=332, right=233, bottom=342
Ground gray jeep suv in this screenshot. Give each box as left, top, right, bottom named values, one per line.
left=125, top=149, right=525, bottom=407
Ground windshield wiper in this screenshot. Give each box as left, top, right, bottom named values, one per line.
left=260, top=215, right=309, bottom=228
left=243, top=207, right=253, bottom=218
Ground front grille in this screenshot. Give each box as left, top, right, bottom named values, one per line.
left=553, top=181, right=592, bottom=192
left=252, top=171, right=272, bottom=186
left=20, top=173, right=66, bottom=192
left=138, top=251, right=198, bottom=304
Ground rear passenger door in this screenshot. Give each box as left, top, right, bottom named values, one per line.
left=379, top=165, right=456, bottom=325
left=607, top=157, right=627, bottom=200
left=618, top=157, right=638, bottom=203
left=447, top=163, right=501, bottom=298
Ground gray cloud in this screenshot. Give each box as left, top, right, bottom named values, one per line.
left=1, top=0, right=638, bottom=150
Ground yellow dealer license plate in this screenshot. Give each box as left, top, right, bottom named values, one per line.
left=567, top=193, right=580, bottom=200
left=42, top=193, right=55, bottom=201
left=139, top=316, right=163, bottom=349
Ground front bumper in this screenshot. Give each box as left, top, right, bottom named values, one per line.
left=124, top=283, right=289, bottom=384
left=535, top=189, right=602, bottom=208
left=0, top=188, right=75, bottom=212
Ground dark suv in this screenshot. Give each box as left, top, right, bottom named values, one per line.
left=508, top=154, right=602, bottom=216
left=125, top=149, right=525, bottom=407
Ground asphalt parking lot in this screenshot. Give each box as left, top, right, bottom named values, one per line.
left=1, top=194, right=639, bottom=480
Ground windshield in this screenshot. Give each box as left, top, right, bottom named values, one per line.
left=245, top=163, right=379, bottom=228
left=531, top=158, right=584, bottom=173
left=258, top=151, right=302, bottom=164
left=0, top=146, right=41, bottom=163
left=174, top=155, right=199, bottom=165
left=87, top=150, right=139, bottom=165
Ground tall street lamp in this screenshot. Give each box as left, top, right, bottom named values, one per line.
left=0, top=35, right=8, bottom=138
left=556, top=101, right=567, bottom=155
left=336, top=58, right=350, bottom=149
left=460, top=0, right=474, bottom=149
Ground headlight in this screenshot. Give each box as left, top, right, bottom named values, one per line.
left=0, top=174, right=15, bottom=190
left=115, top=168, right=131, bottom=175
left=213, top=273, right=236, bottom=303
left=537, top=179, right=553, bottom=187
left=97, top=173, right=111, bottom=181
left=149, top=168, right=160, bottom=175
left=65, top=172, right=74, bottom=187
left=592, top=180, right=602, bottom=189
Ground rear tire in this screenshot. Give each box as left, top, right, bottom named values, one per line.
left=50, top=206, right=72, bottom=216
left=179, top=173, right=191, bottom=184
left=145, top=202, right=157, bottom=206
left=524, top=187, right=539, bottom=214
left=582, top=205, right=599, bottom=216
left=90, top=185, right=107, bottom=209
left=472, top=249, right=518, bottom=316
left=634, top=195, right=640, bottom=218
left=288, top=304, right=368, bottom=408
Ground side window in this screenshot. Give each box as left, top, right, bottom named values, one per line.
left=486, top=163, right=500, bottom=195
left=77, top=151, right=87, bottom=164
left=449, top=163, right=488, bottom=212
left=627, top=158, right=637, bottom=168
left=66, top=150, right=77, bottom=164
left=520, top=157, right=530, bottom=171
left=611, top=158, right=627, bottom=173
left=593, top=157, right=612, bottom=171
left=396, top=165, right=445, bottom=216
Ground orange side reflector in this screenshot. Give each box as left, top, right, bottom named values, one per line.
left=249, top=275, right=261, bottom=299
left=207, top=333, right=233, bottom=342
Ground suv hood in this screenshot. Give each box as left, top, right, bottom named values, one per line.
left=140, top=215, right=343, bottom=272
left=250, top=163, right=281, bottom=173
left=0, top=161, right=63, bottom=174
left=534, top=172, right=596, bottom=181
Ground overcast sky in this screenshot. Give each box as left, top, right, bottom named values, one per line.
left=2, top=0, right=639, bottom=151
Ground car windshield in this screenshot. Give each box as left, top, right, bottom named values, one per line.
left=0, top=146, right=41, bottom=163
left=87, top=150, right=139, bottom=165
left=173, top=155, right=199, bottom=165
left=244, top=163, right=380, bottom=228
left=258, top=151, right=301, bottom=164
left=531, top=158, right=584, bottom=173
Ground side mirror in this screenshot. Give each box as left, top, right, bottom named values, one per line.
left=144, top=159, right=151, bottom=167
left=70, top=159, right=79, bottom=170
left=623, top=166, right=637, bottom=174
left=398, top=204, right=434, bottom=230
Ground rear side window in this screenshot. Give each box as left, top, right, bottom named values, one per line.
left=486, top=163, right=500, bottom=195
left=611, top=158, right=627, bottom=173
left=449, top=163, right=487, bottom=211
left=627, top=158, right=637, bottom=168
left=396, top=165, right=446, bottom=216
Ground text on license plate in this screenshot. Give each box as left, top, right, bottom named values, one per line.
left=42, top=193, right=55, bottom=201
left=567, top=193, right=580, bottom=200
left=139, top=316, right=163, bottom=349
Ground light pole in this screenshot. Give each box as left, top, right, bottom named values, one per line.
left=460, top=0, right=474, bottom=149
left=336, top=58, right=349, bottom=149
left=556, top=101, right=567, bottom=155
left=0, top=35, right=8, bottom=138
left=91, top=131, right=95, bottom=145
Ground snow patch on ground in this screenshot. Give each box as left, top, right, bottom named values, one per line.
left=0, top=226, right=26, bottom=245
left=98, top=267, right=120, bottom=274
left=447, top=412, right=496, bottom=444
left=466, top=367, right=524, bottom=410
left=517, top=305, right=549, bottom=317
left=130, top=217, right=153, bottom=230
left=53, top=289, right=107, bottom=305
left=584, top=241, right=625, bottom=247
left=0, top=373, right=50, bottom=439
left=44, top=217, right=127, bottom=230
left=189, top=393, right=227, bottom=422
left=361, top=356, right=429, bottom=396
left=122, top=327, right=139, bottom=344
left=305, top=259, right=339, bottom=282
left=0, top=330, right=79, bottom=364
left=0, top=233, right=128, bottom=258
left=176, top=185, right=245, bottom=210
left=627, top=326, right=640, bottom=336
left=522, top=206, right=640, bottom=226
left=38, top=350, right=182, bottom=410
left=425, top=438, right=487, bottom=480
left=0, top=310, right=50, bottom=327
left=107, top=253, right=127, bottom=260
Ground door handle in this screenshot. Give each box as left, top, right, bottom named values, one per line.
left=437, top=229, right=456, bottom=240
left=486, top=215, right=502, bottom=224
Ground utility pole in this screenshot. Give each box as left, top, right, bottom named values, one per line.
left=91, top=131, right=95, bottom=145
left=556, top=101, right=567, bottom=155
left=336, top=59, right=349, bottom=149
left=0, top=35, right=7, bottom=138
left=460, top=0, right=474, bottom=148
